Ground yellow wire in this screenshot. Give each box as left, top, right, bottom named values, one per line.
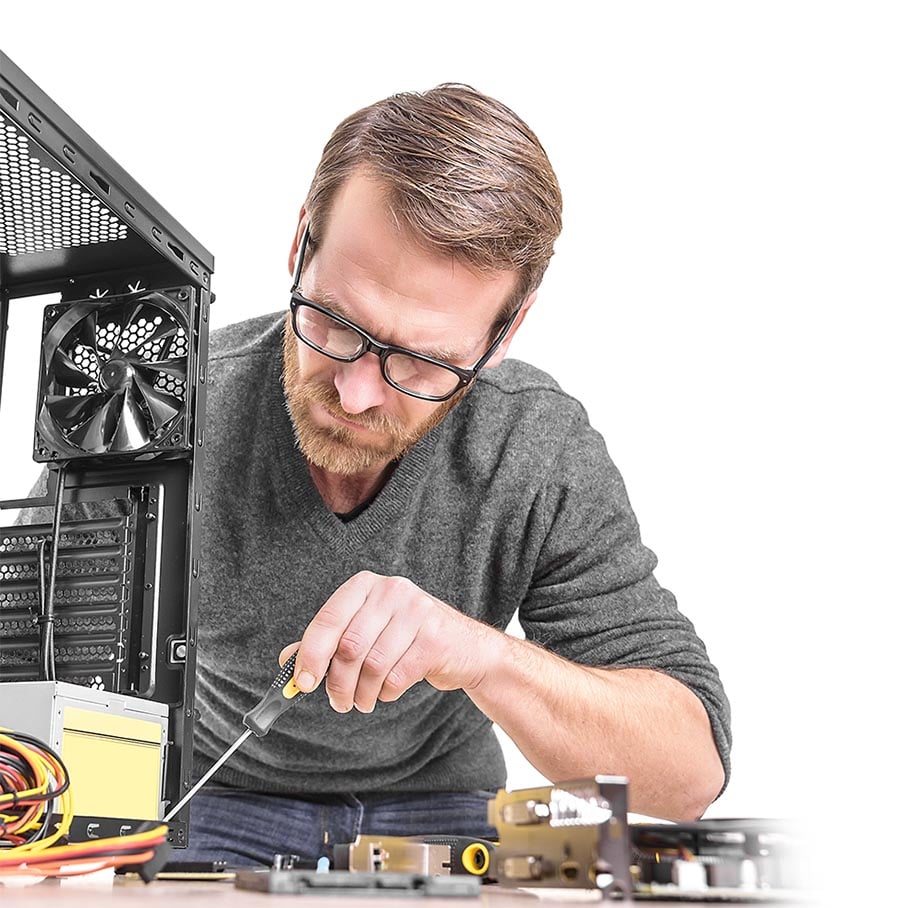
left=0, top=824, right=168, bottom=871
left=0, top=730, right=73, bottom=854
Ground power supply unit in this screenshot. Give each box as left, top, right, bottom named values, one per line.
left=0, top=681, right=168, bottom=839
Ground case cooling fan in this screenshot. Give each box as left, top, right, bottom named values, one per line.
left=34, top=290, right=193, bottom=461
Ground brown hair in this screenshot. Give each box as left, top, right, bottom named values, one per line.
left=303, top=83, right=563, bottom=315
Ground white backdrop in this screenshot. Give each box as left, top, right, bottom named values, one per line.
left=2, top=0, right=896, bottom=864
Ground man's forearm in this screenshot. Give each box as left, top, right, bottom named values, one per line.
left=464, top=630, right=725, bottom=822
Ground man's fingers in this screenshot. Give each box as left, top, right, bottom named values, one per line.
left=322, top=593, right=396, bottom=711
left=351, top=622, right=420, bottom=712
left=278, top=642, right=301, bottom=666
left=294, top=571, right=380, bottom=693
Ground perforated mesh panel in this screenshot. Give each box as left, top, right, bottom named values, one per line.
left=0, top=111, right=128, bottom=256
left=0, top=514, right=135, bottom=689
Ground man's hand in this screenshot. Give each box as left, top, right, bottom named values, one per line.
left=278, top=570, right=725, bottom=821
left=279, top=570, right=498, bottom=713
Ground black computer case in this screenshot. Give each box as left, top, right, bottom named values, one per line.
left=0, top=48, right=213, bottom=848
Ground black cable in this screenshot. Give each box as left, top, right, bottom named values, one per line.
left=37, top=464, right=67, bottom=681
left=3, top=731, right=70, bottom=791
left=36, top=537, right=53, bottom=681
left=36, top=538, right=49, bottom=679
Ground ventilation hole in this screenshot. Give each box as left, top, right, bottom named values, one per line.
left=0, top=88, right=19, bottom=110
left=90, top=171, right=109, bottom=194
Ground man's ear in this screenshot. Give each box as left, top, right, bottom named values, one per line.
left=288, top=208, right=310, bottom=278
left=483, top=291, right=537, bottom=370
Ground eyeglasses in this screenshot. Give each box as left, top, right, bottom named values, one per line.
left=289, top=223, right=520, bottom=402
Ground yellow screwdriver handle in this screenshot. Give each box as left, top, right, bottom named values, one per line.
left=242, top=652, right=306, bottom=736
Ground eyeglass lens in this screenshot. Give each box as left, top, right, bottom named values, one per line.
left=294, top=304, right=462, bottom=398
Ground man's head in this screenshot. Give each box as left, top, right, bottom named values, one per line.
left=297, top=83, right=563, bottom=313
left=284, top=85, right=562, bottom=480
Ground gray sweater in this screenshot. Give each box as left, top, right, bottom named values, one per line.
left=186, top=313, right=731, bottom=794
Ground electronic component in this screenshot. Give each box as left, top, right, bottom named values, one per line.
left=333, top=835, right=494, bottom=879
left=0, top=680, right=167, bottom=838
left=488, top=776, right=631, bottom=897
left=145, top=859, right=235, bottom=881
left=631, top=817, right=805, bottom=901
left=234, top=868, right=481, bottom=898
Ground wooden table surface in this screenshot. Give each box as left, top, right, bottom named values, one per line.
left=0, top=875, right=816, bottom=907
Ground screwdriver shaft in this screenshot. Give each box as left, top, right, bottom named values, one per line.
left=161, top=652, right=307, bottom=824
left=163, top=727, right=253, bottom=822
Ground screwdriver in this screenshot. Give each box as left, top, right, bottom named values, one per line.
left=163, top=651, right=306, bottom=822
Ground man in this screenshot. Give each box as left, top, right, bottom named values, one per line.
left=177, top=83, right=730, bottom=865
left=19, top=84, right=730, bottom=865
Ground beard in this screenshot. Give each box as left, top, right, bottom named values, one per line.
left=281, top=319, right=458, bottom=476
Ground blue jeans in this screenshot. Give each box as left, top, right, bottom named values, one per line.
left=176, top=788, right=498, bottom=868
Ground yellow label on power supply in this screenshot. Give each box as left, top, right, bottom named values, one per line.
left=61, top=707, right=163, bottom=820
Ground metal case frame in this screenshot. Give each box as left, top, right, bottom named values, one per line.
left=0, top=48, right=213, bottom=847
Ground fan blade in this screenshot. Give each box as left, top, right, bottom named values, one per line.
left=67, top=394, right=122, bottom=454
left=137, top=356, right=188, bottom=381
left=109, top=386, right=151, bottom=452
left=46, top=392, right=108, bottom=429
left=50, top=348, right=97, bottom=390
left=79, top=310, right=99, bottom=352
left=132, top=372, right=182, bottom=432
left=120, top=299, right=146, bottom=335
left=105, top=299, right=144, bottom=354
left=138, top=313, right=182, bottom=350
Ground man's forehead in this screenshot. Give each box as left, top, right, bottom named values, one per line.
left=313, top=170, right=519, bottom=301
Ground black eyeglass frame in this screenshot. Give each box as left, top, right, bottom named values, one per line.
left=289, top=223, right=521, bottom=403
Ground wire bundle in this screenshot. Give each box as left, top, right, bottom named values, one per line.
left=0, top=729, right=72, bottom=853
left=0, top=729, right=168, bottom=878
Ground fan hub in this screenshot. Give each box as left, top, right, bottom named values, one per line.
left=99, top=358, right=134, bottom=391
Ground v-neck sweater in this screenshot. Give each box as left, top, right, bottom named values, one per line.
left=185, top=311, right=731, bottom=795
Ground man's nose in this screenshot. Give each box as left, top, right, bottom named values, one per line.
left=333, top=351, right=389, bottom=414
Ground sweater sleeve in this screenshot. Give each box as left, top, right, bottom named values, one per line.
left=12, top=467, right=128, bottom=526
left=518, top=413, right=732, bottom=787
